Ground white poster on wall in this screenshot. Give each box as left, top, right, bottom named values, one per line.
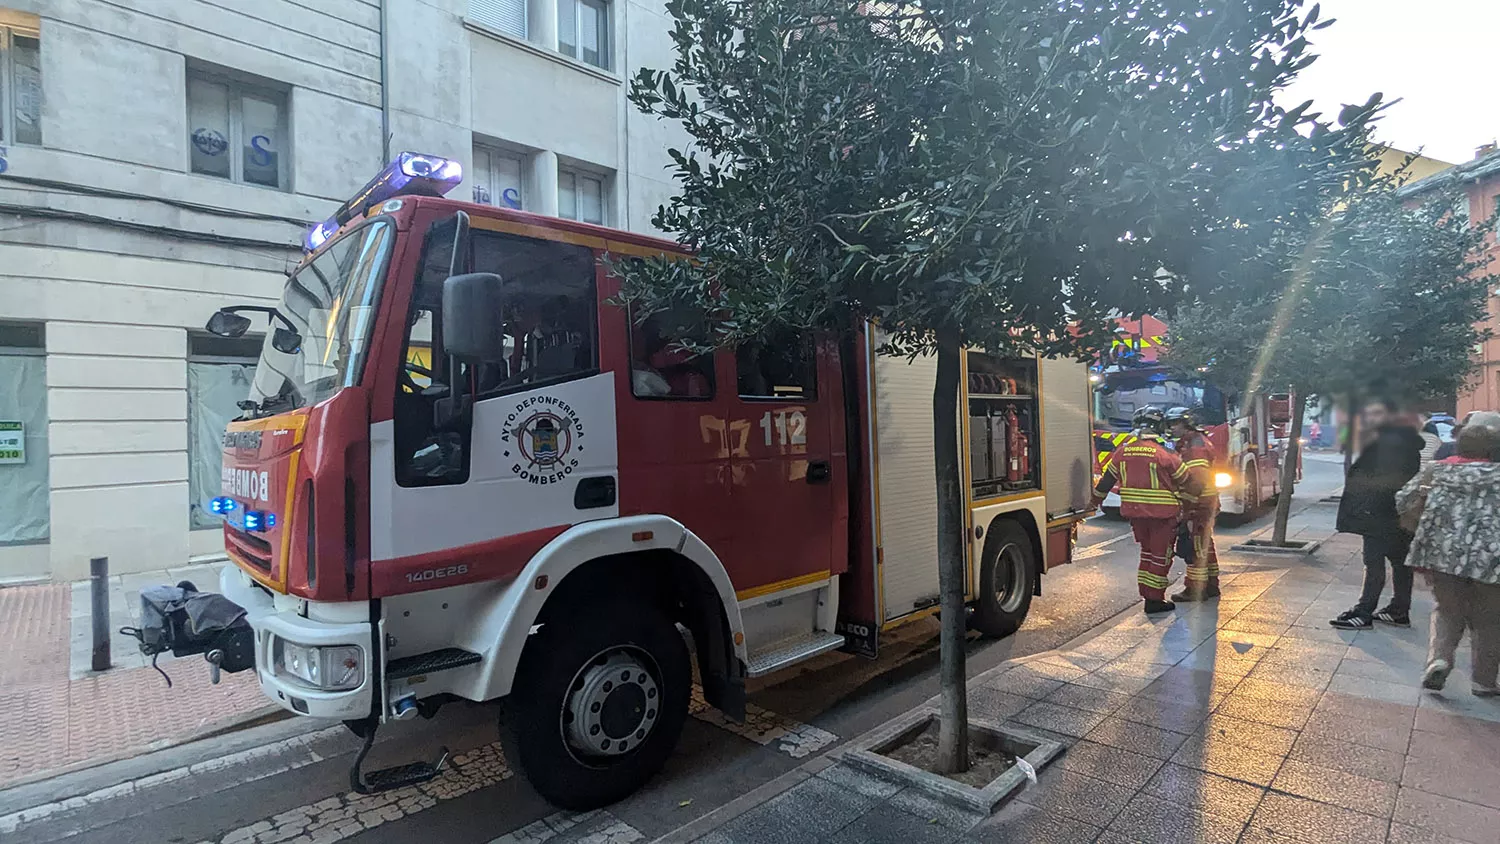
left=0, top=421, right=22, bottom=464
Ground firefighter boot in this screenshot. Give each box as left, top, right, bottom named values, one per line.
left=1170, top=585, right=1221, bottom=602
left=1143, top=599, right=1176, bottom=614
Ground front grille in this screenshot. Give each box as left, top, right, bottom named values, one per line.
left=227, top=526, right=273, bottom=571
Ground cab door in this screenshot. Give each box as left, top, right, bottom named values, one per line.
left=718, top=334, right=846, bottom=594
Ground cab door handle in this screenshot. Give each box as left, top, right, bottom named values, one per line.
left=807, top=461, right=832, bottom=483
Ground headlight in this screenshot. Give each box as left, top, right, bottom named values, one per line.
left=273, top=638, right=363, bottom=691
left=1214, top=472, right=1234, bottom=489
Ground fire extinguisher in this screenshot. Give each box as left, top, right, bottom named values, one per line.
left=1006, top=405, right=1028, bottom=482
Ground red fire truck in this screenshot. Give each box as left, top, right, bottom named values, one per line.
left=151, top=153, right=1095, bottom=809
left=1090, top=318, right=1290, bottom=518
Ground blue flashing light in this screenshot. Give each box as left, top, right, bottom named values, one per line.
left=209, top=496, right=237, bottom=514
left=244, top=510, right=265, bottom=532
left=304, top=152, right=463, bottom=253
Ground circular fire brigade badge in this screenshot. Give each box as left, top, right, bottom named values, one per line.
left=501, top=395, right=585, bottom=485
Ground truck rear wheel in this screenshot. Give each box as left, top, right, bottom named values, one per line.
left=501, top=601, right=690, bottom=810
left=970, top=520, right=1036, bottom=638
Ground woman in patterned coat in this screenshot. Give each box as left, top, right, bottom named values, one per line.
left=1396, top=413, right=1500, bottom=696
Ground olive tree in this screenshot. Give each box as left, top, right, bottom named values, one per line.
left=618, top=0, right=1379, bottom=773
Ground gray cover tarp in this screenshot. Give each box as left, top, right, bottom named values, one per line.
left=137, top=584, right=248, bottom=654
left=188, top=362, right=255, bottom=529
left=0, top=355, right=49, bottom=543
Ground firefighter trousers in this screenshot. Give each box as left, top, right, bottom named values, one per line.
left=1185, top=510, right=1220, bottom=591
left=1130, top=517, right=1177, bottom=601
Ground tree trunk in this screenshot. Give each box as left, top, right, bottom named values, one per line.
left=1342, top=392, right=1356, bottom=478
left=1270, top=404, right=1303, bottom=545
left=932, top=326, right=969, bottom=775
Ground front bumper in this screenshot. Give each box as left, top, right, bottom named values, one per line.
left=219, top=567, right=375, bottom=721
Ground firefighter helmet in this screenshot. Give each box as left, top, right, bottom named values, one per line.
left=1164, top=406, right=1198, bottom=430
left=1132, top=406, right=1166, bottom=435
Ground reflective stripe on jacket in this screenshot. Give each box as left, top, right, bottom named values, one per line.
left=1095, top=436, right=1195, bottom=519
left=1176, top=431, right=1218, bottom=513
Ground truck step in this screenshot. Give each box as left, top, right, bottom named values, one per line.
left=386, top=648, right=482, bottom=680
left=746, top=631, right=845, bottom=677
left=359, top=757, right=447, bottom=792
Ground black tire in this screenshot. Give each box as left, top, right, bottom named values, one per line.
left=501, top=600, right=690, bottom=810
left=970, top=519, right=1037, bottom=638
left=1242, top=467, right=1262, bottom=518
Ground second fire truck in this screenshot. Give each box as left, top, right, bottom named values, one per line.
left=142, top=153, right=1096, bottom=809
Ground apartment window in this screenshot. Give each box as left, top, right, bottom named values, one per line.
left=559, top=168, right=605, bottom=225
left=187, top=72, right=289, bottom=190
left=471, top=0, right=526, bottom=38
left=558, top=0, right=608, bottom=69
left=0, top=25, right=41, bottom=145
left=473, top=146, right=525, bottom=209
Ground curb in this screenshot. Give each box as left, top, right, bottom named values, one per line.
left=0, top=705, right=303, bottom=814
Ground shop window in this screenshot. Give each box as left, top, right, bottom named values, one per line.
left=0, top=320, right=47, bottom=544
left=0, top=23, right=41, bottom=145
left=558, top=0, right=608, bottom=69
left=558, top=167, right=606, bottom=225
left=187, top=70, right=289, bottom=190
left=470, top=0, right=527, bottom=38
left=187, top=333, right=260, bottom=529
left=473, top=145, right=526, bottom=209
left=630, top=307, right=714, bottom=399
left=736, top=334, right=816, bottom=400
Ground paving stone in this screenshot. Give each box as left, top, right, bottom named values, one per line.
left=986, top=668, right=1066, bottom=700
left=1413, top=708, right=1500, bottom=745
left=1329, top=674, right=1423, bottom=707
left=1401, top=752, right=1500, bottom=811
left=1082, top=715, right=1190, bottom=760
left=1196, top=713, right=1298, bottom=756
left=1042, top=682, right=1134, bottom=715
left=821, top=803, right=962, bottom=844
left=1012, top=701, right=1110, bottom=738
left=1386, top=821, right=1475, bottom=844
left=1271, top=757, right=1398, bottom=818
left=1140, top=762, right=1267, bottom=825
left=1055, top=740, right=1164, bottom=790
left=1170, top=732, right=1287, bottom=787
left=816, top=763, right=904, bottom=800
left=1250, top=792, right=1391, bottom=844
left=1231, top=677, right=1325, bottom=709
left=718, top=775, right=873, bottom=844
left=1111, top=693, right=1218, bottom=734
left=958, top=798, right=1104, bottom=844
left=1017, top=768, right=1133, bottom=826
left=1409, top=726, right=1500, bottom=769
left=1243, top=662, right=1336, bottom=690
left=1302, top=710, right=1414, bottom=754
left=1104, top=793, right=1245, bottom=844
left=966, top=686, right=1034, bottom=721
left=1395, top=786, right=1500, bottom=844
left=887, top=787, right=985, bottom=833
left=1215, top=693, right=1315, bottom=730
left=1287, top=731, right=1407, bottom=783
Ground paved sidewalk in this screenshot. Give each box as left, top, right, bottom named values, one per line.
left=665, top=514, right=1500, bottom=843
left=0, top=560, right=270, bottom=789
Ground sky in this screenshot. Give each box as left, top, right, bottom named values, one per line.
left=1275, top=0, right=1500, bottom=164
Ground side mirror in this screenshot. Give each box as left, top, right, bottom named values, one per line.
left=271, top=326, right=302, bottom=354
left=441, top=273, right=506, bottom=363
left=206, top=309, right=253, bottom=338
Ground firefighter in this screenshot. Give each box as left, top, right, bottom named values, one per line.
left=1092, top=407, right=1203, bottom=613
left=1166, top=406, right=1221, bottom=601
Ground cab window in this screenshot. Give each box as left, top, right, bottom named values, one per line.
left=736, top=333, right=816, bottom=400
left=630, top=306, right=714, bottom=399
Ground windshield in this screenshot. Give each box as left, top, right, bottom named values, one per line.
left=248, top=220, right=395, bottom=411
left=1094, top=377, right=1227, bottom=429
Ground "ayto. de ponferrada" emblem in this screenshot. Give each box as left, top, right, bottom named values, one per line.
left=501, top=395, right=585, bottom=485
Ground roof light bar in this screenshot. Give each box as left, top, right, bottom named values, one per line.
left=303, top=152, right=464, bottom=252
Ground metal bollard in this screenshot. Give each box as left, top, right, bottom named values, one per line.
left=91, top=556, right=111, bottom=672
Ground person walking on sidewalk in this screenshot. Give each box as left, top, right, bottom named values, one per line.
left=1330, top=399, right=1424, bottom=630
left=1092, top=407, right=1203, bottom=615
left=1166, top=406, right=1220, bottom=602
left=1395, top=414, right=1500, bottom=696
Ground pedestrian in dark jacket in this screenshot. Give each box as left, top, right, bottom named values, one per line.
left=1331, top=399, right=1425, bottom=629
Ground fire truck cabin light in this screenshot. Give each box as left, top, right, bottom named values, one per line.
left=303, top=152, right=464, bottom=252
left=1214, top=472, right=1235, bottom=489
left=209, top=496, right=237, bottom=514
left=273, top=638, right=363, bottom=691
left=242, top=510, right=275, bottom=532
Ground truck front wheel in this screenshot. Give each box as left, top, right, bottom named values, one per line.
left=970, top=520, right=1036, bottom=638
left=501, top=601, right=690, bottom=810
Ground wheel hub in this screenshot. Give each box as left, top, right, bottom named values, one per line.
left=563, top=650, right=660, bottom=758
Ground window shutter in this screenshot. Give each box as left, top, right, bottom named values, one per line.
left=471, top=0, right=527, bottom=38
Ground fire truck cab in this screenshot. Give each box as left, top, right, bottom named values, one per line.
left=159, top=154, right=1095, bottom=809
